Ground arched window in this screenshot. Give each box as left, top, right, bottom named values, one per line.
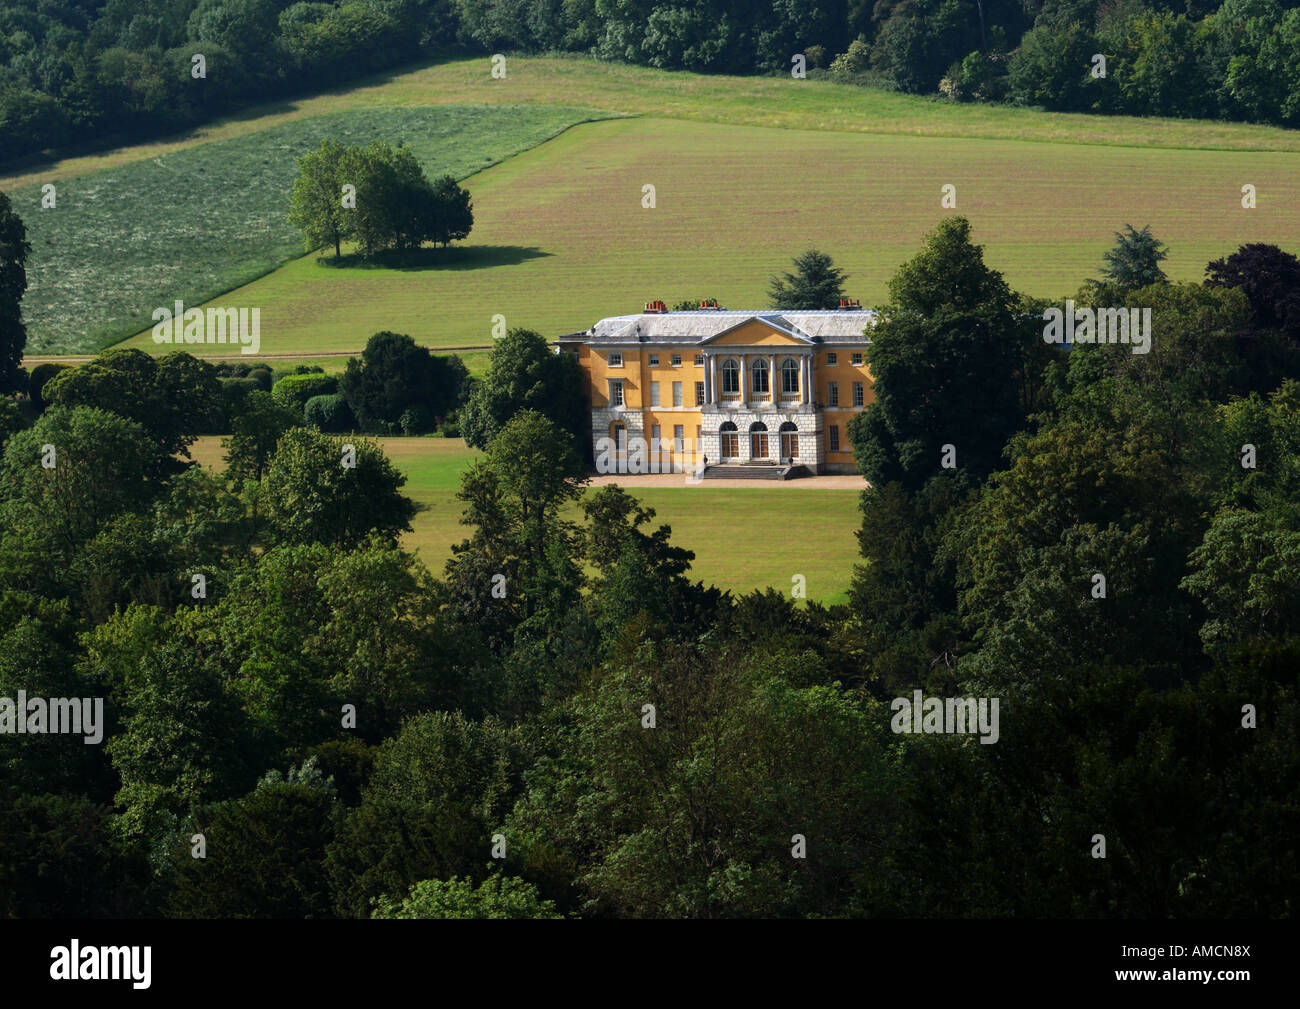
left=721, top=358, right=739, bottom=394
left=719, top=420, right=738, bottom=460
left=751, top=358, right=769, bottom=394
left=779, top=421, right=798, bottom=461
left=749, top=421, right=769, bottom=460
left=781, top=358, right=800, bottom=395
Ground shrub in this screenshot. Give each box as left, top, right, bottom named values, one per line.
left=304, top=393, right=356, bottom=433
left=29, top=363, right=70, bottom=411
left=272, top=374, right=338, bottom=413
left=214, top=362, right=251, bottom=378
left=246, top=367, right=273, bottom=391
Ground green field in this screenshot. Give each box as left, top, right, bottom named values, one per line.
left=9, top=55, right=1300, bottom=361
left=12, top=104, right=611, bottom=353
left=187, top=435, right=861, bottom=603
left=111, top=113, right=1300, bottom=355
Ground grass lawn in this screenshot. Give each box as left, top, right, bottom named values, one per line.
left=187, top=434, right=861, bottom=604
left=115, top=114, right=1300, bottom=356
left=12, top=104, right=611, bottom=354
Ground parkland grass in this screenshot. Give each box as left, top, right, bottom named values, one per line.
left=186, top=435, right=859, bottom=604
left=116, top=114, right=1300, bottom=356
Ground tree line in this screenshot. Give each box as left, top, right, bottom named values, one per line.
left=8, top=1, right=1300, bottom=168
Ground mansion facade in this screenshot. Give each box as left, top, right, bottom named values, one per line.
left=556, top=302, right=876, bottom=474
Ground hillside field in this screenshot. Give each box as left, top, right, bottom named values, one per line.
left=119, top=113, right=1300, bottom=356
left=8, top=56, right=1300, bottom=361
left=11, top=104, right=611, bottom=353
left=186, top=435, right=862, bottom=604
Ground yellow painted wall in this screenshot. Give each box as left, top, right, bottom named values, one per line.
left=578, top=339, right=870, bottom=471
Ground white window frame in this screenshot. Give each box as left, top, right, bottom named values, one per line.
left=852, top=352, right=863, bottom=366
left=672, top=381, right=683, bottom=407
left=853, top=381, right=864, bottom=407
left=608, top=352, right=623, bottom=367
left=648, top=353, right=659, bottom=367
left=828, top=381, right=838, bottom=407
left=650, top=381, right=660, bottom=407
left=722, top=358, right=739, bottom=394
left=781, top=358, right=799, bottom=395
left=826, top=352, right=837, bottom=366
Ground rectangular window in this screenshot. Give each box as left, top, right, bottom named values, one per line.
left=828, top=381, right=839, bottom=407
left=648, top=353, right=659, bottom=367
left=609, top=352, right=623, bottom=367
left=853, top=382, right=864, bottom=407
left=651, top=424, right=661, bottom=446
left=826, top=352, right=837, bottom=366
left=852, top=352, right=863, bottom=365
left=650, top=381, right=660, bottom=407
left=672, top=381, right=683, bottom=407
left=673, top=425, right=684, bottom=452
left=782, top=361, right=799, bottom=394
left=671, top=354, right=682, bottom=367
left=694, top=354, right=705, bottom=366
left=611, top=381, right=624, bottom=407
left=695, top=381, right=705, bottom=406
left=829, top=425, right=840, bottom=452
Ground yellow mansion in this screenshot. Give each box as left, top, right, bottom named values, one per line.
left=556, top=301, right=876, bottom=475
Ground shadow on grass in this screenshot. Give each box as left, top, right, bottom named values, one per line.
left=316, top=244, right=551, bottom=272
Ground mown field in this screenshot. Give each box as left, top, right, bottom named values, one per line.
left=187, top=435, right=861, bottom=604
left=11, top=104, right=611, bottom=353
left=114, top=113, right=1300, bottom=355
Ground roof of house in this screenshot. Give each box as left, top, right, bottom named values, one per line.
left=559, top=309, right=877, bottom=346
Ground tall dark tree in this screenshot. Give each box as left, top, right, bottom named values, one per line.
left=768, top=248, right=849, bottom=310
left=847, top=216, right=1028, bottom=490
left=1205, top=242, right=1300, bottom=339
left=0, top=190, right=31, bottom=395
left=339, top=332, right=467, bottom=434
left=1100, top=223, right=1169, bottom=292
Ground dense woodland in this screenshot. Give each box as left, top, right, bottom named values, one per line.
left=6, top=1, right=1300, bottom=166
left=0, top=189, right=1297, bottom=915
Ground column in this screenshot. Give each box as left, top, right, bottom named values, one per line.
left=739, top=356, right=746, bottom=409
left=768, top=354, right=776, bottom=404
left=802, top=355, right=810, bottom=405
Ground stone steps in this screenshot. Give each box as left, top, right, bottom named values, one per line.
left=701, top=464, right=812, bottom=481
